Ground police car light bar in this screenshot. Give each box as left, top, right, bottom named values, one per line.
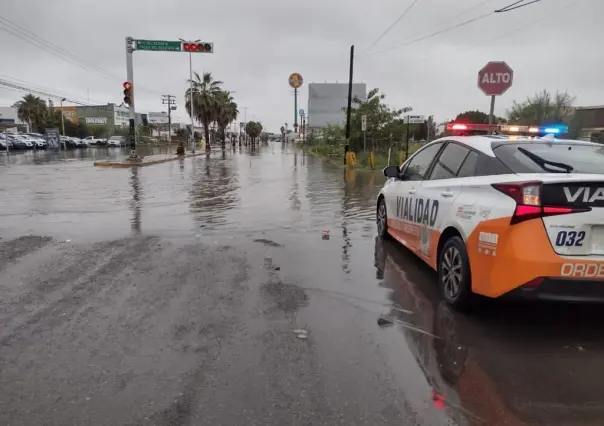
left=446, top=122, right=498, bottom=131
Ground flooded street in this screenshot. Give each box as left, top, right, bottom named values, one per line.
left=1, top=144, right=604, bottom=425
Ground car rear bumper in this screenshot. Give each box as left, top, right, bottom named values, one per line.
left=506, top=278, right=604, bottom=302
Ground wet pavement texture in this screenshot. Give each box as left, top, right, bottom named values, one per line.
left=1, top=144, right=604, bottom=425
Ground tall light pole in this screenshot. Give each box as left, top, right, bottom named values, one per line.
left=242, top=106, right=248, bottom=143
left=60, top=97, right=66, bottom=136
left=179, top=38, right=200, bottom=144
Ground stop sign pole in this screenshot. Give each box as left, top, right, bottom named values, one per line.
left=477, top=61, right=514, bottom=127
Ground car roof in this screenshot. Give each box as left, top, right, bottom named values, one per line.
left=431, top=136, right=598, bottom=157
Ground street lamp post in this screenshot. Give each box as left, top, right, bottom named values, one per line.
left=60, top=97, right=66, bottom=137
left=179, top=38, right=201, bottom=147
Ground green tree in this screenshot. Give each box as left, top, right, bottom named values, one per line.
left=507, top=89, right=575, bottom=125
left=215, top=90, right=238, bottom=146
left=454, top=110, right=506, bottom=124
left=12, top=94, right=47, bottom=132
left=344, top=88, right=412, bottom=151
left=45, top=108, right=89, bottom=137
left=185, top=72, right=223, bottom=151
left=245, top=121, right=263, bottom=144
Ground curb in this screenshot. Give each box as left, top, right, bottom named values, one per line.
left=93, top=153, right=205, bottom=168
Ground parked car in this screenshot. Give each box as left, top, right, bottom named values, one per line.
left=60, top=136, right=79, bottom=149
left=83, top=136, right=107, bottom=145
left=69, top=137, right=87, bottom=148
left=13, top=135, right=35, bottom=149
left=107, top=136, right=126, bottom=147
left=0, top=133, right=13, bottom=150
left=6, top=134, right=26, bottom=149
left=26, top=134, right=47, bottom=149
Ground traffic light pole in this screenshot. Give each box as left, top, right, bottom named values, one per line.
left=162, top=94, right=176, bottom=146
left=125, top=37, right=137, bottom=158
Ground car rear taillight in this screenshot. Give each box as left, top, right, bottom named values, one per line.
left=492, top=181, right=590, bottom=225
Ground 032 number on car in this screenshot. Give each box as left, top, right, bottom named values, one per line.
left=555, top=230, right=586, bottom=247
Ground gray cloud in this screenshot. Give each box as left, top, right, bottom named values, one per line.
left=0, top=0, right=600, bottom=131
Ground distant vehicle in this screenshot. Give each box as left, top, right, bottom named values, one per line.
left=377, top=135, right=604, bottom=309
left=60, top=136, right=79, bottom=149
left=83, top=136, right=107, bottom=145
left=0, top=133, right=13, bottom=150
left=26, top=134, right=47, bottom=149
left=6, top=134, right=26, bottom=149
left=14, top=135, right=35, bottom=149
left=107, top=136, right=126, bottom=147
left=67, top=137, right=87, bottom=148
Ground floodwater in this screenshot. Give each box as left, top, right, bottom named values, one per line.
left=1, top=144, right=604, bottom=425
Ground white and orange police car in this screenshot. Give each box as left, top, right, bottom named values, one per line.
left=376, top=135, right=604, bottom=309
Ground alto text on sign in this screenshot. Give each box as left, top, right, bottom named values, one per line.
left=477, top=61, right=514, bottom=96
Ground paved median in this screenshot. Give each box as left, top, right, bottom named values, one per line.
left=93, top=152, right=205, bottom=168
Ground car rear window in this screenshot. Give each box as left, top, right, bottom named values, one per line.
left=494, top=142, right=604, bottom=174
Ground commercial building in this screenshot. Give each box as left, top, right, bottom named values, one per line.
left=573, top=105, right=604, bottom=141
left=307, top=83, right=367, bottom=129
left=55, top=103, right=142, bottom=128
left=0, top=107, right=29, bottom=131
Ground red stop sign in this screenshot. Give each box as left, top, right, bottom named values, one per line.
left=477, top=61, right=513, bottom=96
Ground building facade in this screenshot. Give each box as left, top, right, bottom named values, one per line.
left=0, top=107, right=29, bottom=131
left=54, top=103, right=142, bottom=128
left=307, top=83, right=367, bottom=129
left=573, top=105, right=604, bottom=141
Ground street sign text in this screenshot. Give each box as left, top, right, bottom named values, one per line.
left=478, top=61, right=514, bottom=96
left=135, top=40, right=183, bottom=52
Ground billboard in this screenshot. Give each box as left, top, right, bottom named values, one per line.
left=148, top=112, right=169, bottom=124
left=308, top=83, right=367, bottom=128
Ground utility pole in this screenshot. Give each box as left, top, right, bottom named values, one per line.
left=125, top=36, right=137, bottom=159
left=344, top=45, right=354, bottom=165
left=162, top=94, right=176, bottom=143
left=242, top=106, right=248, bottom=144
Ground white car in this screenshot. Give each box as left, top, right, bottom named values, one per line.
left=69, top=137, right=87, bottom=147
left=26, top=134, right=47, bottom=149
left=83, top=136, right=107, bottom=145
left=107, top=136, right=125, bottom=147
left=377, top=136, right=604, bottom=309
left=14, top=134, right=35, bottom=149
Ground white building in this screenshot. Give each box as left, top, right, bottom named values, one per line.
left=0, top=107, right=29, bottom=131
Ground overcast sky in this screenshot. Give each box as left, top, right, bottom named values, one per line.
left=0, top=0, right=599, bottom=132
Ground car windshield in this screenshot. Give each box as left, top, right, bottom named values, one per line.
left=493, top=142, right=604, bottom=174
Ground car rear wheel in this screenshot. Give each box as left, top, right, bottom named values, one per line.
left=376, top=198, right=390, bottom=239
left=438, top=236, right=474, bottom=310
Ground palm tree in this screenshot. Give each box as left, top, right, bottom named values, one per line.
left=215, top=91, right=238, bottom=147
left=185, top=72, right=222, bottom=151
left=12, top=94, right=47, bottom=132
left=245, top=121, right=263, bottom=145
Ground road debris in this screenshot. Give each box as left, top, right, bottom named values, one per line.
left=377, top=316, right=394, bottom=327
left=294, top=329, right=308, bottom=339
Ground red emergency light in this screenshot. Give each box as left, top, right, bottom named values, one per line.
left=446, top=122, right=499, bottom=132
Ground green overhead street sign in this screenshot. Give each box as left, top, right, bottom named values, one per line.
left=135, top=39, right=182, bottom=52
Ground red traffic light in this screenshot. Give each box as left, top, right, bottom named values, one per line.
left=123, top=81, right=132, bottom=90
left=182, top=42, right=213, bottom=53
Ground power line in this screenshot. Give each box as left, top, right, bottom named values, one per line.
left=367, top=10, right=494, bottom=56
left=0, top=78, right=93, bottom=106
left=0, top=74, right=104, bottom=105
left=496, top=0, right=543, bottom=13
left=360, top=0, right=497, bottom=57
left=0, top=14, right=162, bottom=96
left=363, top=0, right=422, bottom=52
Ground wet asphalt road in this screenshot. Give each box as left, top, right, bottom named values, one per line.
left=1, top=145, right=604, bottom=425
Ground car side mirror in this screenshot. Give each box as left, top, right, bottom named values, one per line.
left=383, top=165, right=400, bottom=179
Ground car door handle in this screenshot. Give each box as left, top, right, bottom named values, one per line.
left=441, top=191, right=455, bottom=197
left=408, top=189, right=416, bottom=195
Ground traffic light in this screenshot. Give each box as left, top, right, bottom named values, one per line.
left=123, top=81, right=132, bottom=106
left=182, top=42, right=213, bottom=53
